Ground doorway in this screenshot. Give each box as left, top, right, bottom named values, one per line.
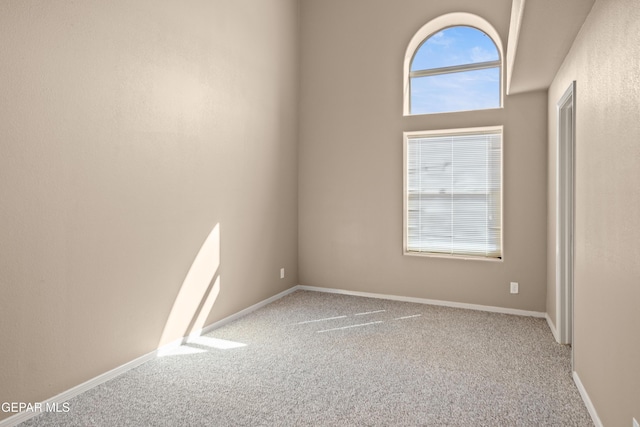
left=556, top=81, right=576, bottom=352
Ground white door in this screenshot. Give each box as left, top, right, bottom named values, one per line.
left=556, top=81, right=576, bottom=354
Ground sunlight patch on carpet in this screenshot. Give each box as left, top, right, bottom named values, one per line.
left=316, top=321, right=384, bottom=333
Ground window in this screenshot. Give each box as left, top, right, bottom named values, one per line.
left=409, top=26, right=501, bottom=115
left=403, top=127, right=502, bottom=260
left=403, top=14, right=504, bottom=116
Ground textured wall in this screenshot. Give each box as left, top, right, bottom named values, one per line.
left=0, top=0, right=299, bottom=419
left=547, top=0, right=640, bottom=423
left=299, top=0, right=548, bottom=312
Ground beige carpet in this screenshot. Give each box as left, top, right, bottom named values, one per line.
left=22, top=290, right=593, bottom=426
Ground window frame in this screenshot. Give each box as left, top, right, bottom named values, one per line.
left=403, top=13, right=504, bottom=116
left=408, top=25, right=502, bottom=115
left=402, top=126, right=504, bottom=262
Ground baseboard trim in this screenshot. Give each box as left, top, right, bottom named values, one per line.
left=545, top=313, right=561, bottom=342
left=295, top=285, right=546, bottom=318
left=0, top=286, right=298, bottom=427
left=573, top=371, right=603, bottom=427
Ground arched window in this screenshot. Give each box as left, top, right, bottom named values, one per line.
left=404, top=14, right=503, bottom=115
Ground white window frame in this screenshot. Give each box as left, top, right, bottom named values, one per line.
left=403, top=13, right=504, bottom=116
left=403, top=126, right=504, bottom=261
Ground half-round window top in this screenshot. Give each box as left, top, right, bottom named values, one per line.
left=406, top=23, right=502, bottom=115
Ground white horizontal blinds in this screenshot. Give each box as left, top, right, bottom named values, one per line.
left=407, top=130, right=502, bottom=258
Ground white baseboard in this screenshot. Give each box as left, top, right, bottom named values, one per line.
left=545, top=313, right=561, bottom=342
left=573, top=371, right=603, bottom=427
left=0, top=286, right=298, bottom=427
left=295, top=285, right=546, bottom=318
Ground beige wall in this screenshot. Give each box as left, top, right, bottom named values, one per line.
left=0, top=0, right=299, bottom=420
left=547, top=0, right=640, bottom=423
left=299, top=0, right=548, bottom=312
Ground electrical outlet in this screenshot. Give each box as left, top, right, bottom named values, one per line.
left=280, top=268, right=285, bottom=279
left=632, top=417, right=638, bottom=427
left=510, top=282, right=519, bottom=294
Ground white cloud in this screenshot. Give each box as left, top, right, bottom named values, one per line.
left=428, top=30, right=454, bottom=48
left=470, top=46, right=497, bottom=63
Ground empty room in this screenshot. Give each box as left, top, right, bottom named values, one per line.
left=1, top=0, right=638, bottom=425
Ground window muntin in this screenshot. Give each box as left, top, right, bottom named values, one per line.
left=408, top=26, right=501, bottom=115
left=404, top=127, right=502, bottom=260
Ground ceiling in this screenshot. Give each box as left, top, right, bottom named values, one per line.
left=506, top=0, right=595, bottom=94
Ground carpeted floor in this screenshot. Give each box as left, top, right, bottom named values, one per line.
left=21, top=290, right=593, bottom=426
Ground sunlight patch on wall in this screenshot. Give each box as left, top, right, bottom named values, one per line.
left=188, top=275, right=221, bottom=336
left=158, top=223, right=221, bottom=348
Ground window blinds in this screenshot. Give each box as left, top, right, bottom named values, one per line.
left=406, top=129, right=502, bottom=258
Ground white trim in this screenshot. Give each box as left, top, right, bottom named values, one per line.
left=0, top=286, right=298, bottom=427
left=573, top=371, right=603, bottom=427
left=556, top=81, right=576, bottom=347
left=545, top=313, right=560, bottom=343
left=296, top=285, right=545, bottom=318
left=505, top=0, right=526, bottom=95
left=410, top=60, right=501, bottom=78
left=403, top=12, right=504, bottom=115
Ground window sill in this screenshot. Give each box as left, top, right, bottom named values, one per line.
left=403, top=250, right=503, bottom=262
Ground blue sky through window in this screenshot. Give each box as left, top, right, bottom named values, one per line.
left=410, top=26, right=500, bottom=115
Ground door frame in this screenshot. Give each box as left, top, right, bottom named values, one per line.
left=556, top=81, right=576, bottom=350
